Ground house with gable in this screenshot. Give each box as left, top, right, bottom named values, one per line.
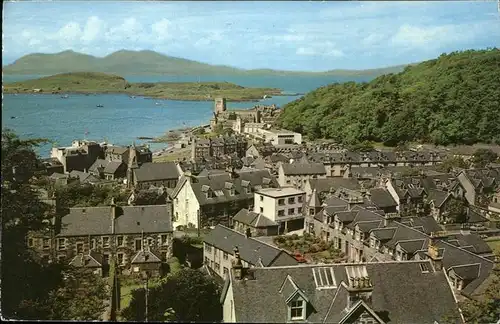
left=171, top=168, right=279, bottom=229
left=220, top=259, right=463, bottom=323
left=278, top=162, right=327, bottom=189
left=203, top=225, right=298, bottom=280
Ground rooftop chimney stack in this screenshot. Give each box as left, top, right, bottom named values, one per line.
left=245, top=228, right=251, bottom=238
left=232, top=246, right=244, bottom=280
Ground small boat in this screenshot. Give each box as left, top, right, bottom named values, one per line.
left=155, top=102, right=161, bottom=105
left=60, top=95, right=69, bottom=99
left=131, top=96, right=136, bottom=98
left=96, top=104, right=104, bottom=108
left=10, top=116, right=16, bottom=119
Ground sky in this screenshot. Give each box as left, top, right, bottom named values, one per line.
left=2, top=0, right=500, bottom=71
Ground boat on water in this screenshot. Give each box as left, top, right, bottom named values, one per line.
left=61, top=95, right=69, bottom=99
left=137, top=136, right=154, bottom=140
left=96, top=104, right=104, bottom=108
left=10, top=116, right=16, bottom=119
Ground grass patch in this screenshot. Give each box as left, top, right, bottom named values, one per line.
left=120, top=280, right=143, bottom=311
left=153, top=148, right=191, bottom=162
left=273, top=233, right=345, bottom=263
left=486, top=238, right=500, bottom=254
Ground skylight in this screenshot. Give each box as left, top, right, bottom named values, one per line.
left=214, top=190, right=224, bottom=196
left=312, top=267, right=337, bottom=289
left=420, top=263, right=430, bottom=273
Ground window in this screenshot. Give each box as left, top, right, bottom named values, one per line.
left=117, top=236, right=124, bottom=247
left=43, top=238, right=50, bottom=249
left=205, top=257, right=209, bottom=264
left=161, top=234, right=168, bottom=245
left=298, top=196, right=303, bottom=203
left=205, top=244, right=212, bottom=253
left=260, top=195, right=264, bottom=202
left=278, top=210, right=285, bottom=217
left=288, top=197, right=295, bottom=204
left=290, top=300, right=304, bottom=320
left=148, top=238, right=153, bottom=247
left=298, top=207, right=303, bottom=214
left=223, top=267, right=229, bottom=276
left=245, top=187, right=251, bottom=194
left=309, top=208, right=315, bottom=216
left=286, top=180, right=291, bottom=184
left=135, top=239, right=142, bottom=251
left=90, top=239, right=96, bottom=250
left=223, top=252, right=229, bottom=260
left=420, top=263, right=430, bottom=273
left=103, top=254, right=110, bottom=265
left=57, top=238, right=66, bottom=250
left=117, top=253, right=124, bottom=265
left=76, top=242, right=84, bottom=254
left=278, top=199, right=285, bottom=206
left=215, top=262, right=220, bottom=271
left=260, top=207, right=264, bottom=213
left=288, top=208, right=295, bottom=215
left=103, top=237, right=110, bottom=248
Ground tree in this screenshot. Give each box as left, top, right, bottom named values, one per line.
left=133, top=190, right=166, bottom=205
left=471, top=148, right=498, bottom=168
left=436, top=156, right=468, bottom=173
left=445, top=198, right=468, bottom=223
left=46, top=268, right=108, bottom=320
left=122, top=268, right=222, bottom=322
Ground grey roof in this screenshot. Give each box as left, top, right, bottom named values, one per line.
left=448, top=234, right=492, bottom=255
left=450, top=263, right=481, bottom=281
left=50, top=172, right=69, bottom=180
left=134, top=162, right=180, bottom=182
left=176, top=168, right=278, bottom=206
left=427, top=189, right=451, bottom=208
left=368, top=188, right=397, bottom=208
left=308, top=178, right=361, bottom=193
left=203, top=225, right=297, bottom=267
left=226, top=261, right=461, bottom=323
left=397, top=239, right=426, bottom=254
left=399, top=216, right=442, bottom=235
left=69, top=170, right=100, bottom=183
left=131, top=250, right=162, bottom=264
left=233, top=208, right=278, bottom=228
left=58, top=205, right=173, bottom=236
left=69, top=252, right=103, bottom=268
left=308, top=189, right=322, bottom=208
left=105, top=145, right=129, bottom=155
left=89, top=159, right=124, bottom=174
left=281, top=162, right=326, bottom=175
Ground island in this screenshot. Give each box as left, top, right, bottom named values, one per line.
left=2, top=72, right=286, bottom=102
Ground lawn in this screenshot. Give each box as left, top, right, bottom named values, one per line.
left=119, top=280, right=143, bottom=312
left=273, top=233, right=345, bottom=263
left=486, top=237, right=500, bottom=254
left=153, top=148, right=191, bottom=162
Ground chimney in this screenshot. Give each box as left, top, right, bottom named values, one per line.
left=426, top=240, right=443, bottom=271
left=111, top=197, right=116, bottom=234
left=245, top=228, right=251, bottom=238
left=232, top=246, right=244, bottom=280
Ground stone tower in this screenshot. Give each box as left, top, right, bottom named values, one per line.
left=214, top=98, right=227, bottom=115
left=127, top=143, right=139, bottom=188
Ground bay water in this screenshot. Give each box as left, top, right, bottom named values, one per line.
left=2, top=74, right=370, bottom=157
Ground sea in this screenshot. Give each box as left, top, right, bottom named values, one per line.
left=2, top=74, right=371, bottom=157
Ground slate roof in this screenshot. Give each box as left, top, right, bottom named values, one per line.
left=281, top=163, right=326, bottom=175
left=368, top=188, right=397, bottom=208
left=203, top=225, right=297, bottom=267
left=58, top=205, right=173, bottom=236
left=131, top=250, right=162, bottom=264
left=69, top=170, right=100, bottom=183
left=134, top=162, right=180, bottom=182
left=427, top=189, right=451, bottom=208
left=69, top=252, right=103, bottom=268
left=179, top=168, right=278, bottom=206
left=308, top=178, right=361, bottom=193
left=225, top=261, right=461, bottom=323
left=89, top=159, right=124, bottom=174
left=397, top=239, right=426, bottom=254
left=399, top=216, right=442, bottom=235
left=233, top=208, right=278, bottom=228
left=448, top=234, right=492, bottom=255
left=450, top=263, right=481, bottom=281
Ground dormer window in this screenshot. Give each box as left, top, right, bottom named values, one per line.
left=289, top=299, right=305, bottom=321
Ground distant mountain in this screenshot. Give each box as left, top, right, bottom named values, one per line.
left=3, top=49, right=409, bottom=77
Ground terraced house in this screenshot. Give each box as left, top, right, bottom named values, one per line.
left=278, top=162, right=327, bottom=189
left=220, top=260, right=463, bottom=323
left=171, top=168, right=279, bottom=229
left=203, top=225, right=298, bottom=280
left=304, top=202, right=495, bottom=300
left=27, top=200, right=173, bottom=278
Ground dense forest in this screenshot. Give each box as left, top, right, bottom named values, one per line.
left=277, top=49, right=500, bottom=146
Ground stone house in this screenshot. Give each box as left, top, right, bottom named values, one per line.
left=28, top=201, right=174, bottom=278
left=171, top=168, right=279, bottom=229
left=103, top=144, right=152, bottom=165
left=89, top=159, right=127, bottom=180
left=220, top=260, right=463, bottom=323
left=131, top=162, right=181, bottom=190
left=245, top=143, right=276, bottom=158
left=39, top=157, right=64, bottom=176
left=303, top=203, right=495, bottom=300
left=203, top=225, right=297, bottom=280
left=68, top=170, right=102, bottom=185
left=191, top=136, right=248, bottom=160
left=278, top=162, right=327, bottom=189
left=457, top=168, right=500, bottom=206
left=233, top=208, right=279, bottom=237
left=50, top=140, right=103, bottom=173
left=304, top=178, right=361, bottom=202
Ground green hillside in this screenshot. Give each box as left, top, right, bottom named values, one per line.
left=3, top=49, right=407, bottom=77
left=2, top=72, right=282, bottom=101
left=276, top=48, right=500, bottom=146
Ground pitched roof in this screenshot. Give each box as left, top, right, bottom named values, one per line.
left=233, top=208, right=278, bottom=228
left=203, top=225, right=297, bottom=267
left=427, top=189, right=451, bottom=208
left=368, top=188, right=397, bottom=208
left=448, top=234, right=492, bottom=255
left=131, top=250, right=162, bottom=264
left=89, top=159, right=124, bottom=174
left=69, top=252, right=103, bottom=268
left=58, top=205, right=173, bottom=236
left=227, top=261, right=461, bottom=323
left=308, top=178, right=361, bottom=193
left=134, top=162, right=180, bottom=182
left=281, top=162, right=326, bottom=175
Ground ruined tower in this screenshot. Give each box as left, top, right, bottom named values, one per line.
left=214, top=98, right=227, bottom=115
left=127, top=143, right=139, bottom=188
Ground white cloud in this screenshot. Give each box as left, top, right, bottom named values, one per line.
left=296, top=41, right=344, bottom=57
left=81, top=16, right=106, bottom=43
left=390, top=24, right=466, bottom=49
left=151, top=18, right=172, bottom=41
left=296, top=47, right=316, bottom=56
left=105, top=17, right=144, bottom=42
left=55, top=22, right=82, bottom=42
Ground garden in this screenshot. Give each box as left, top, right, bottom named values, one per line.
left=273, top=233, right=345, bottom=263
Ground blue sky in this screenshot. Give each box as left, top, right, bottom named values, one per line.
left=3, top=1, right=500, bottom=71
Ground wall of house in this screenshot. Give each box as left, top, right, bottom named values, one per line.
left=173, top=180, right=200, bottom=229
left=222, top=281, right=235, bottom=323
left=385, top=180, right=401, bottom=212
left=204, top=244, right=242, bottom=279
left=457, top=173, right=477, bottom=205
left=137, top=179, right=178, bottom=190
left=253, top=191, right=306, bottom=224
left=269, top=251, right=299, bottom=266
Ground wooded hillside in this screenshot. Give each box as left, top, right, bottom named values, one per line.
left=277, top=49, right=500, bottom=146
